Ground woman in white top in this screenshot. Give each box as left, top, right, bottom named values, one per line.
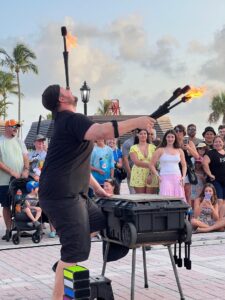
left=150, top=129, right=187, bottom=200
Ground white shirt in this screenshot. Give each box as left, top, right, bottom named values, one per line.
left=0, top=136, right=28, bottom=185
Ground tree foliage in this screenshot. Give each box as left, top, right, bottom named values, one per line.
left=208, top=92, right=225, bottom=124
left=0, top=43, right=38, bottom=125
left=0, top=71, right=18, bottom=119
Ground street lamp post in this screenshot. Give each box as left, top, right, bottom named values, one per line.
left=80, top=81, right=91, bottom=116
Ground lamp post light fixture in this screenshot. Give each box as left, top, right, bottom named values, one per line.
left=80, top=81, right=90, bottom=116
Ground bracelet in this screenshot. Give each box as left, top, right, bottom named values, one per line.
left=111, top=120, right=119, bottom=138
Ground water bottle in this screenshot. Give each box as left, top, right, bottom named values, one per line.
left=15, top=189, right=22, bottom=213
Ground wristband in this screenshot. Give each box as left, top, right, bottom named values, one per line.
left=111, top=120, right=119, bottom=138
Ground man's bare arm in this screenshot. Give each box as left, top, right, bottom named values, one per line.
left=84, top=116, right=155, bottom=141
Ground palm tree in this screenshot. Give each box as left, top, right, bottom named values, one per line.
left=0, top=71, right=18, bottom=119
left=208, top=92, right=225, bottom=124
left=0, top=43, right=38, bottom=124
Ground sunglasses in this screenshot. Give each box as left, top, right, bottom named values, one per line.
left=188, top=128, right=196, bottom=131
left=175, top=128, right=183, bottom=133
left=10, top=125, right=19, bottom=129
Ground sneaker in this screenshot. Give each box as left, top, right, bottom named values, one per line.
left=52, top=261, right=58, bottom=273
left=48, top=231, right=56, bottom=238
left=2, top=230, right=11, bottom=241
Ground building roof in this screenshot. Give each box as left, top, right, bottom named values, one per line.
left=24, top=115, right=173, bottom=149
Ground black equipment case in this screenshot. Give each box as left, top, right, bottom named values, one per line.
left=97, top=194, right=190, bottom=247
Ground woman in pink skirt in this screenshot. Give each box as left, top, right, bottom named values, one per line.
left=150, top=129, right=187, bottom=201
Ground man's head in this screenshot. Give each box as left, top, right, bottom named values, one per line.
left=202, top=126, right=216, bottom=144
left=34, top=134, right=46, bottom=151
left=4, top=119, right=21, bottom=138
left=218, top=125, right=225, bottom=139
left=42, top=85, right=77, bottom=113
left=187, top=124, right=197, bottom=138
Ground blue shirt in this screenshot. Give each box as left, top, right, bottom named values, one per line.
left=91, top=145, right=114, bottom=185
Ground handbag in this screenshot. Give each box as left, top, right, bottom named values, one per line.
left=184, top=150, right=198, bottom=185
left=186, top=164, right=198, bottom=185
left=114, top=167, right=127, bottom=182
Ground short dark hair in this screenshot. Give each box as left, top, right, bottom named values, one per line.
left=187, top=124, right=196, bottom=129
left=218, top=124, right=225, bottom=130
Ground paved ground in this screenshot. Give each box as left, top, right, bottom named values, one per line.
left=0, top=183, right=225, bottom=300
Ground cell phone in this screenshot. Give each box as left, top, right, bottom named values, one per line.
left=183, top=136, right=189, bottom=145
left=204, top=192, right=211, bottom=201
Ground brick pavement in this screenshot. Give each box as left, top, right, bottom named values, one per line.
left=0, top=182, right=225, bottom=299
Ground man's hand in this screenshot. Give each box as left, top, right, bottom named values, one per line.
left=95, top=187, right=112, bottom=198
left=97, top=169, right=105, bottom=175
left=135, top=116, right=155, bottom=133
left=10, top=170, right=21, bottom=179
left=21, top=169, right=29, bottom=178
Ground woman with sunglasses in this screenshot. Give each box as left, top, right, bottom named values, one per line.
left=174, top=124, right=199, bottom=206
left=150, top=129, right=186, bottom=200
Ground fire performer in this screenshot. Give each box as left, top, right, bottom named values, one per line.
left=39, top=85, right=155, bottom=300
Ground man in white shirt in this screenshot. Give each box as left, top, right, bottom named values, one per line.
left=0, top=119, right=29, bottom=241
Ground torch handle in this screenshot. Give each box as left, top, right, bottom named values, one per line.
left=36, top=115, right=42, bottom=134
left=149, top=105, right=170, bottom=119
left=149, top=85, right=191, bottom=119
left=62, top=32, right=70, bottom=89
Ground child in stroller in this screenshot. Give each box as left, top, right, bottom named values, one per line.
left=23, top=181, right=42, bottom=229
left=9, top=177, right=42, bottom=245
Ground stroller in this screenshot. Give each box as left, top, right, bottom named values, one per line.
left=8, top=177, right=42, bottom=245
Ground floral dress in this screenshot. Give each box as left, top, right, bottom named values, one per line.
left=129, top=144, right=158, bottom=188
left=198, top=207, right=215, bottom=226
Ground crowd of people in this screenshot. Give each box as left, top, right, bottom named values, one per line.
left=1, top=118, right=225, bottom=239
left=1, top=90, right=225, bottom=299
left=89, top=122, right=225, bottom=234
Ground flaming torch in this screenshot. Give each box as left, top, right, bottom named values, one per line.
left=61, top=26, right=77, bottom=89
left=61, top=26, right=69, bottom=89
left=150, top=86, right=205, bottom=119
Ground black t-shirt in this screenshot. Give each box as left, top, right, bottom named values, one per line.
left=39, top=111, right=94, bottom=201
left=207, top=149, right=225, bottom=185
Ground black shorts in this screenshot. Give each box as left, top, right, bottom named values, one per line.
left=0, top=185, right=11, bottom=207
left=39, top=194, right=106, bottom=263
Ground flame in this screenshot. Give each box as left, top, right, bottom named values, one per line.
left=185, top=87, right=205, bottom=99
left=66, top=32, right=77, bottom=50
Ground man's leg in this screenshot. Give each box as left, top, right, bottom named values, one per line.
left=53, top=260, right=76, bottom=300
left=3, top=207, right=11, bottom=230
left=40, top=196, right=91, bottom=300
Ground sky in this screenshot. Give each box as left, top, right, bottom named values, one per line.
left=1, top=0, right=225, bottom=138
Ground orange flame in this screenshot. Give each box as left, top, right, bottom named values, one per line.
left=66, top=32, right=77, bottom=50
left=185, top=87, right=205, bottom=99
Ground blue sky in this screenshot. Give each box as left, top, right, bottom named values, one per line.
left=1, top=0, right=225, bottom=137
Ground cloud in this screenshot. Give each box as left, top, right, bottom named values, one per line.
left=200, top=25, right=225, bottom=82
left=187, top=40, right=209, bottom=54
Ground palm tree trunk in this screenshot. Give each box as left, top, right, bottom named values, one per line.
left=16, top=70, right=21, bottom=137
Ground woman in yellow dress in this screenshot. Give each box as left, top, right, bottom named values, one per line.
left=129, top=129, right=158, bottom=194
